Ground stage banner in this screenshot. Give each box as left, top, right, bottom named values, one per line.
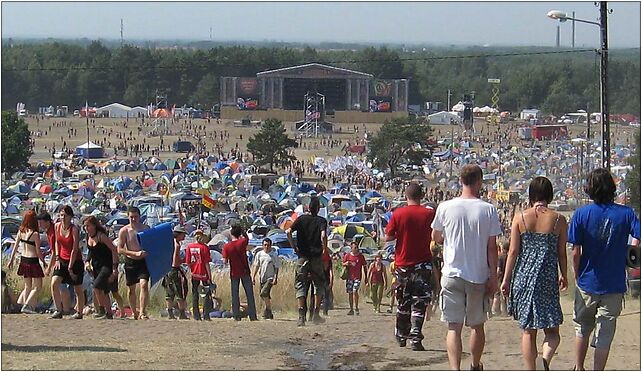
left=368, top=96, right=393, bottom=112
left=372, top=80, right=393, bottom=97
left=236, top=78, right=259, bottom=110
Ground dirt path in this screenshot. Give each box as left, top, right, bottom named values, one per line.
left=2, top=298, right=639, bottom=370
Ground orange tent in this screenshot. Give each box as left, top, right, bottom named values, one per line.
left=151, top=108, right=172, bottom=118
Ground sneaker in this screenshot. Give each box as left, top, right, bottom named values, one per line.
left=167, top=309, right=176, bottom=320
left=347, top=310, right=354, bottom=316
left=71, top=312, right=83, bottom=320
left=312, top=313, right=325, bottom=324
left=194, top=315, right=202, bottom=321
left=263, top=309, right=270, bottom=319
left=21, top=305, right=36, bottom=314
left=50, top=310, right=63, bottom=319
left=470, top=363, right=484, bottom=371
left=93, top=307, right=106, bottom=319
left=355, top=309, right=360, bottom=316
left=322, top=309, right=328, bottom=316
left=234, top=317, right=242, bottom=321
left=249, top=317, right=259, bottom=321
left=133, top=312, right=140, bottom=320
left=411, top=342, right=426, bottom=351
left=397, top=338, right=407, bottom=347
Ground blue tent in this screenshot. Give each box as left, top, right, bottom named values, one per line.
left=154, top=163, right=168, bottom=171
left=298, top=183, right=314, bottom=193
left=361, top=190, right=383, bottom=204
left=75, top=142, right=104, bottom=159
left=346, top=214, right=367, bottom=223
left=214, top=162, right=228, bottom=171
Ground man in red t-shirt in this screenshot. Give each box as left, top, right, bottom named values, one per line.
left=185, top=230, right=213, bottom=321
left=342, top=241, right=367, bottom=315
left=222, top=225, right=258, bottom=321
left=385, top=182, right=437, bottom=351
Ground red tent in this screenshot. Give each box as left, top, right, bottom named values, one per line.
left=346, top=145, right=366, bottom=155
left=39, top=184, right=53, bottom=194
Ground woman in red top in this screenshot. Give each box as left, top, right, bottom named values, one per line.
left=7, top=210, right=44, bottom=314
left=368, top=253, right=388, bottom=313
left=342, top=241, right=367, bottom=315
left=50, top=205, right=85, bottom=319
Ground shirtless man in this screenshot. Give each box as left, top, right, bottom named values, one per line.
left=117, top=206, right=150, bottom=319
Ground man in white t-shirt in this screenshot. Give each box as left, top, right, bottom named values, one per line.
left=431, top=164, right=501, bottom=371
left=252, top=238, right=281, bottom=320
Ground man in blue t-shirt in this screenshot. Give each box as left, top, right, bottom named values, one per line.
left=568, top=168, right=641, bottom=371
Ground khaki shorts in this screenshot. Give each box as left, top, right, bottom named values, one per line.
left=440, top=276, right=489, bottom=326
left=294, top=256, right=327, bottom=299
left=260, top=280, right=273, bottom=299
left=573, top=287, right=623, bottom=349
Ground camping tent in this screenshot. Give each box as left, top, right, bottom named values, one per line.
left=76, top=142, right=104, bottom=159
left=427, top=111, right=462, bottom=125
left=151, top=108, right=172, bottom=118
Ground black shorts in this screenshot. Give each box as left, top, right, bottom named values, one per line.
left=92, top=265, right=113, bottom=292
left=52, top=258, right=84, bottom=286
left=124, top=257, right=150, bottom=287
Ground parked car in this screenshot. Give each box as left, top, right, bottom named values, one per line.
left=172, top=140, right=195, bottom=153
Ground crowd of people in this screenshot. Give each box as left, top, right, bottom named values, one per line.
left=3, top=164, right=640, bottom=371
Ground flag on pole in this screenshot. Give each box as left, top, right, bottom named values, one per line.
left=202, top=194, right=216, bottom=209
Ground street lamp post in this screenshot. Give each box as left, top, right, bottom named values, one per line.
left=547, top=2, right=611, bottom=170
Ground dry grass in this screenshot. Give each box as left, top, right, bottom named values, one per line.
left=209, top=262, right=370, bottom=314
left=2, top=248, right=579, bottom=315
left=4, top=261, right=379, bottom=315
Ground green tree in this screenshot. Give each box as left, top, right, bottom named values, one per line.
left=367, top=116, right=432, bottom=178
left=627, top=133, right=640, bottom=214
left=190, top=73, right=220, bottom=108
left=1, top=111, right=33, bottom=173
left=247, top=118, right=297, bottom=172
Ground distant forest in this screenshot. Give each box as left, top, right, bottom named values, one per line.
left=1, top=40, right=640, bottom=115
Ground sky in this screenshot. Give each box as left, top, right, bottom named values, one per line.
left=1, top=1, right=640, bottom=48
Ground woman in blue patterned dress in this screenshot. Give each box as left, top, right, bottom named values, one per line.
left=501, top=176, right=568, bottom=370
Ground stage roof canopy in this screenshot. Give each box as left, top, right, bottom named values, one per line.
left=257, top=63, right=373, bottom=79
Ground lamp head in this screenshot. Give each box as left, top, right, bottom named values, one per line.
left=547, top=10, right=568, bottom=22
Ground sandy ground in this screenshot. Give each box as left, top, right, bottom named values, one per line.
left=1, top=297, right=639, bottom=370
left=24, top=116, right=638, bottom=165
